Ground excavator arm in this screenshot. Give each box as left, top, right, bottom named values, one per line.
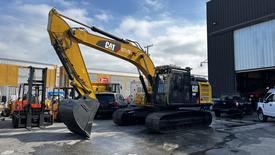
left=48, top=9, right=95, bottom=99
left=47, top=8, right=155, bottom=138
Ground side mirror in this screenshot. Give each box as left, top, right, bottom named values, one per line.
left=264, top=100, right=269, bottom=103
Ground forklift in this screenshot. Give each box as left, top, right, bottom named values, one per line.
left=12, top=66, right=53, bottom=129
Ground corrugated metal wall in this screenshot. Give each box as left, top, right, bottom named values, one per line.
left=207, top=0, right=275, bottom=34
left=208, top=32, right=236, bottom=96
left=18, top=67, right=56, bottom=87
left=234, top=19, right=275, bottom=71
left=59, top=66, right=70, bottom=87
left=47, top=69, right=56, bottom=87
left=0, top=59, right=57, bottom=101
left=207, top=0, right=275, bottom=97
left=130, top=80, right=143, bottom=97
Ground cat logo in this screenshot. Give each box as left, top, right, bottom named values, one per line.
left=96, top=40, right=121, bottom=52
left=105, top=41, right=116, bottom=51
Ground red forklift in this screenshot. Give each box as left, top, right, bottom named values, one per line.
left=12, top=66, right=53, bottom=129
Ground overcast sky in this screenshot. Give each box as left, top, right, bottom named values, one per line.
left=0, top=0, right=208, bottom=75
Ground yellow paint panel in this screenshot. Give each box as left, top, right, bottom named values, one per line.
left=7, top=65, right=18, bottom=86
left=0, top=64, right=18, bottom=86
left=91, top=82, right=107, bottom=92
left=59, top=66, right=70, bottom=87
left=0, top=65, right=8, bottom=86
left=199, top=82, right=212, bottom=104
left=47, top=69, right=56, bottom=87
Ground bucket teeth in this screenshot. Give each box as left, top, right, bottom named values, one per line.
left=59, top=96, right=100, bottom=138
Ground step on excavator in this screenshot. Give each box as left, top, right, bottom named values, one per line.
left=47, top=8, right=212, bottom=138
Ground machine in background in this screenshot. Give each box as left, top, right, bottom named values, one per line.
left=48, top=87, right=77, bottom=121
left=12, top=66, right=53, bottom=129
left=212, top=95, right=252, bottom=118
left=49, top=83, right=121, bottom=120
left=96, top=92, right=127, bottom=117
left=92, top=83, right=121, bottom=94
left=94, top=83, right=127, bottom=117
left=0, top=96, right=9, bottom=118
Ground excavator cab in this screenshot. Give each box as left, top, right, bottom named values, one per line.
left=154, top=65, right=192, bottom=106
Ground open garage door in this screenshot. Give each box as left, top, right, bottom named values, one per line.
left=236, top=69, right=275, bottom=110
left=236, top=69, right=275, bottom=97
left=234, top=18, right=275, bottom=97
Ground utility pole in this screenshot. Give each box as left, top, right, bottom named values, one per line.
left=200, top=59, right=208, bottom=67
left=144, top=44, right=153, bottom=55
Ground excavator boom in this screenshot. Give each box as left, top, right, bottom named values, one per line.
left=48, top=9, right=95, bottom=97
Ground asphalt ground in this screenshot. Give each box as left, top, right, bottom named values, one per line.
left=1, top=113, right=275, bottom=155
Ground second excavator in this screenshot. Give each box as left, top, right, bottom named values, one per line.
left=47, top=8, right=212, bottom=138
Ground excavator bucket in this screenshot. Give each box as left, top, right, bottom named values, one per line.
left=59, top=96, right=100, bottom=138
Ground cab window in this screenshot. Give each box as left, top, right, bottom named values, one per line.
left=264, top=93, right=271, bottom=100
left=266, top=94, right=275, bottom=102
left=117, top=94, right=126, bottom=104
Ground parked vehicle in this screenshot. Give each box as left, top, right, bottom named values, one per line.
left=212, top=95, right=252, bottom=117
left=95, top=92, right=127, bottom=117
left=257, top=88, right=275, bottom=122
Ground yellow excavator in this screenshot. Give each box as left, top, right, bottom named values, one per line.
left=47, top=8, right=212, bottom=138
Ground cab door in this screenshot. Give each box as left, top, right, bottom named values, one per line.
left=269, top=95, right=275, bottom=117
left=264, top=94, right=274, bottom=116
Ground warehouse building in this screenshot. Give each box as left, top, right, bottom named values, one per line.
left=59, top=67, right=141, bottom=97
left=0, top=58, right=57, bottom=101
left=88, top=68, right=140, bottom=97
left=0, top=58, right=140, bottom=101
left=207, top=0, right=275, bottom=97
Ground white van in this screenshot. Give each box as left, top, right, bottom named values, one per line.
left=257, top=88, right=275, bottom=121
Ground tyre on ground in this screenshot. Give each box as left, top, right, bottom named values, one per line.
left=257, top=109, right=268, bottom=122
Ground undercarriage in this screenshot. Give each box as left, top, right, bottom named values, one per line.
left=112, top=104, right=212, bottom=133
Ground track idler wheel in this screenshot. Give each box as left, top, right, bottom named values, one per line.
left=59, top=95, right=99, bottom=138
left=112, top=106, right=152, bottom=126
left=112, top=109, right=135, bottom=126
